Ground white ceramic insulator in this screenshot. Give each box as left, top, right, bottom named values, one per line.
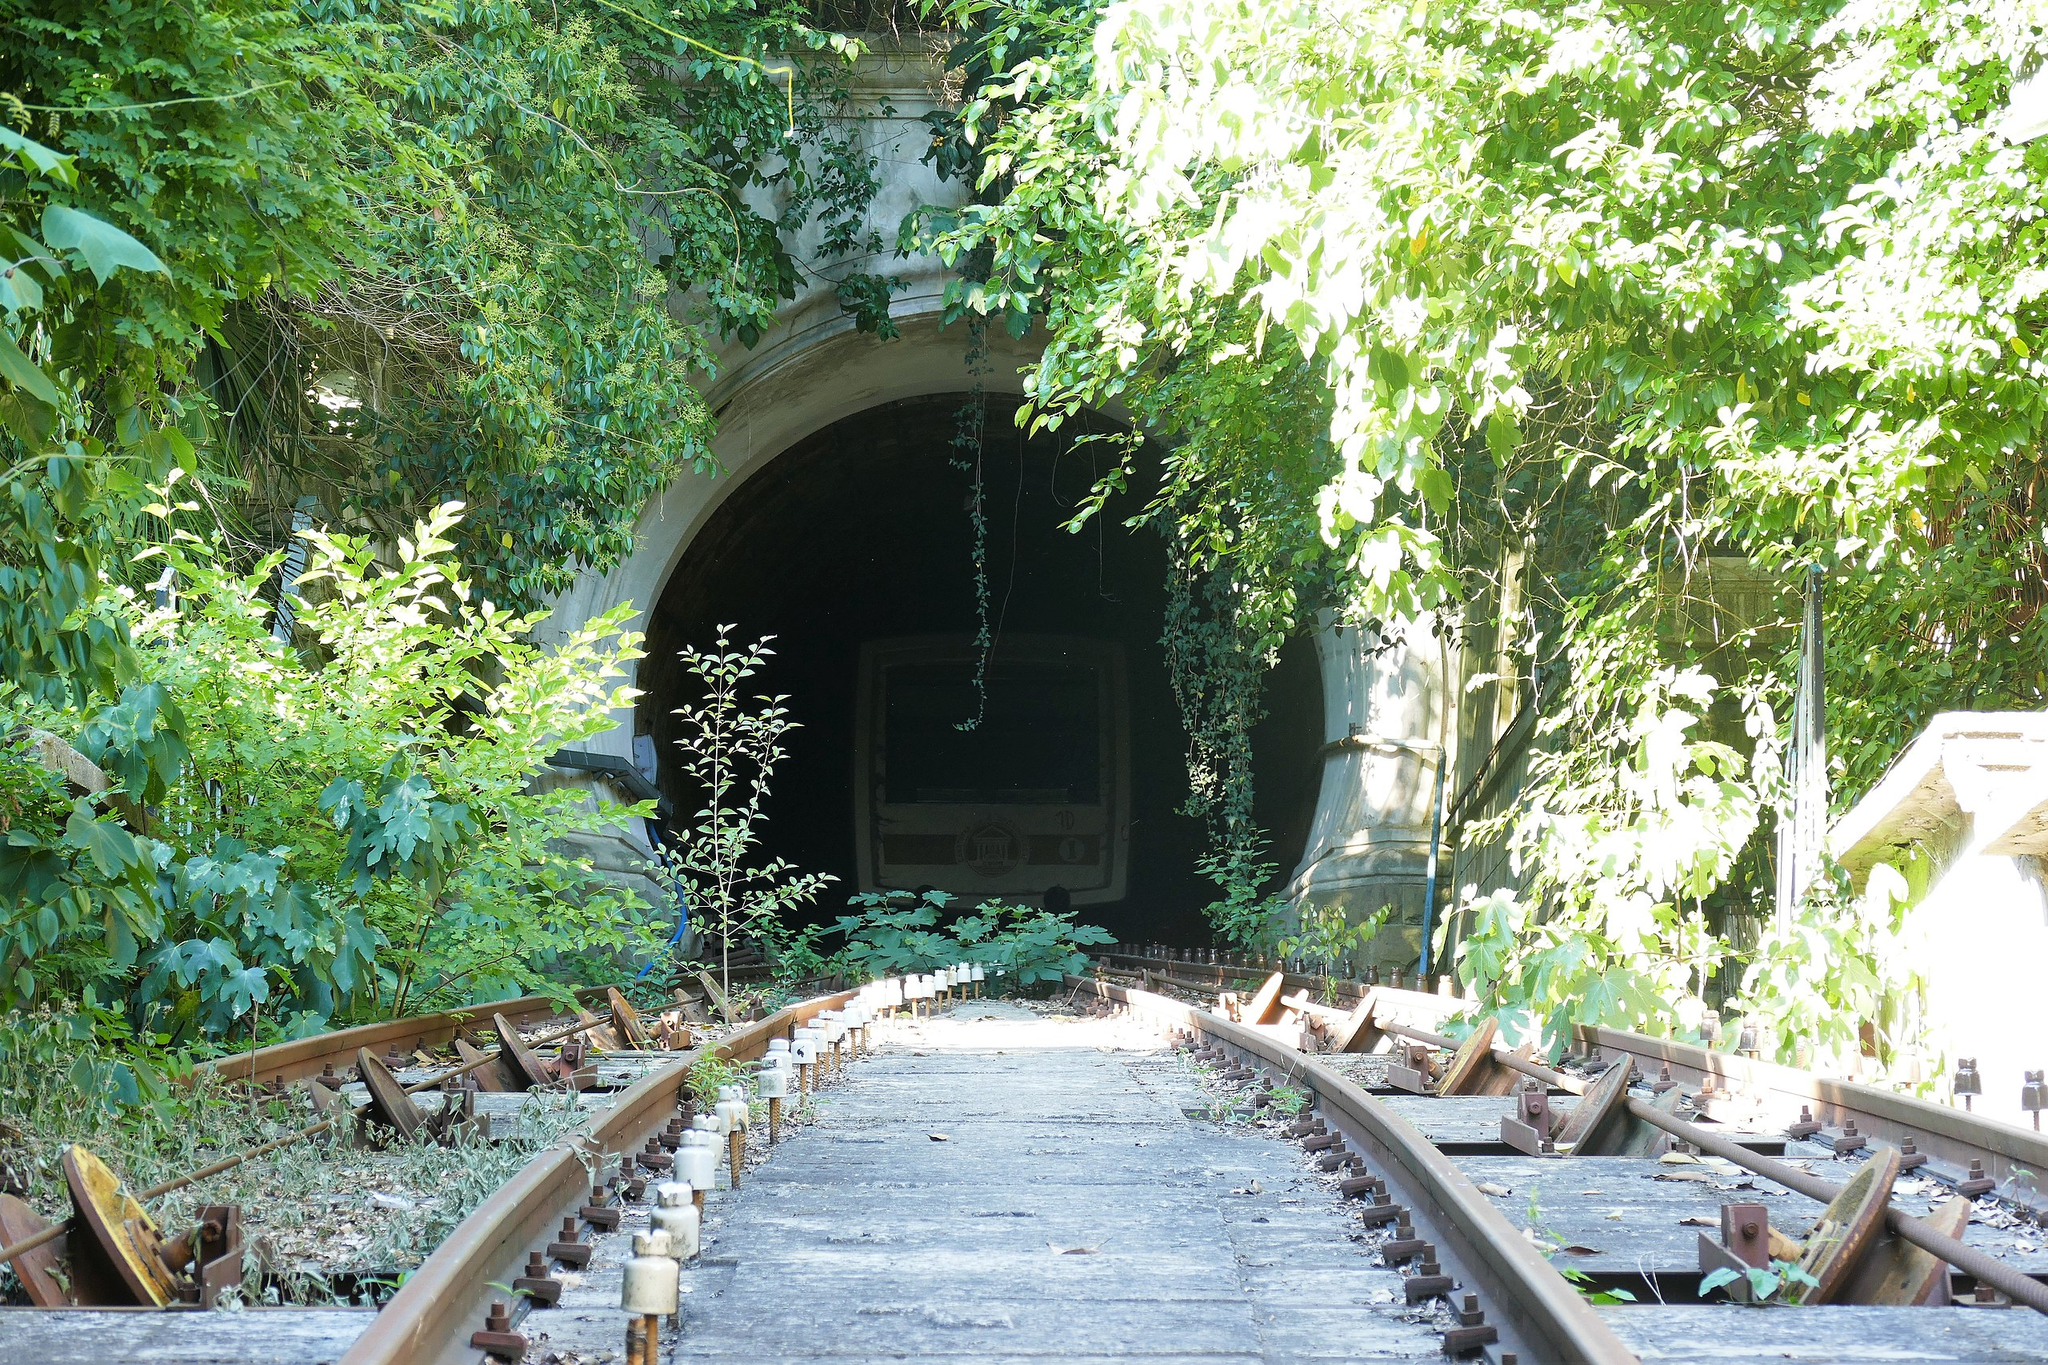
left=716, top=1098, right=748, bottom=1130
left=678, top=1142, right=717, bottom=1188
left=758, top=1066, right=787, bottom=1099
left=653, top=1199, right=701, bottom=1259
left=621, top=1244, right=680, bottom=1314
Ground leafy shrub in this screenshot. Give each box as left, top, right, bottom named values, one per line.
left=1, top=495, right=653, bottom=1043
left=832, top=890, right=1114, bottom=988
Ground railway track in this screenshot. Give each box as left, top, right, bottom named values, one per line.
left=1079, top=949, right=2048, bottom=1363
left=0, top=975, right=879, bottom=1364
left=7, top=949, right=2045, bottom=1364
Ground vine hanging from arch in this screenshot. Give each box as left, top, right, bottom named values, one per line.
left=950, top=317, right=994, bottom=731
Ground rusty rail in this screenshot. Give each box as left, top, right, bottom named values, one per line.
left=1071, top=974, right=1640, bottom=1365
left=1100, top=950, right=1460, bottom=1008
left=1576, top=1024, right=2048, bottom=1214
left=338, top=987, right=857, bottom=1365
left=1365, top=1018, right=2048, bottom=1316
left=192, top=989, right=607, bottom=1089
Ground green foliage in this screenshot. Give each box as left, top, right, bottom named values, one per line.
left=1700, top=1258, right=1821, bottom=1306
left=832, top=889, right=1114, bottom=986
left=1264, top=1083, right=1308, bottom=1116
left=1444, top=641, right=1777, bottom=1052
left=1, top=495, right=653, bottom=1041
left=915, top=0, right=2048, bottom=1059
left=1731, top=866, right=1919, bottom=1069
left=1276, top=904, right=1388, bottom=978
left=6, top=0, right=896, bottom=610
left=656, top=627, right=836, bottom=996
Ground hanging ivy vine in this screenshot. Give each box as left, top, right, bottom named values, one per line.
left=948, top=308, right=994, bottom=731
left=1161, top=554, right=1286, bottom=945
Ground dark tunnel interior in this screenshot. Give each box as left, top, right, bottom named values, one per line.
left=636, top=395, right=1324, bottom=946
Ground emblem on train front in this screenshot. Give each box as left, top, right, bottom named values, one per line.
left=959, top=820, right=1021, bottom=877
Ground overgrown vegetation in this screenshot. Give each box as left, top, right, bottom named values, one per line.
left=12, top=0, right=2048, bottom=1086
left=2, top=0, right=893, bottom=1058
left=0, top=1004, right=589, bottom=1302
left=832, top=889, right=1115, bottom=987
left=913, top=0, right=2048, bottom=1066
left=2, top=494, right=651, bottom=1058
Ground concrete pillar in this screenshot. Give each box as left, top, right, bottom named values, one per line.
left=1285, top=615, right=1449, bottom=969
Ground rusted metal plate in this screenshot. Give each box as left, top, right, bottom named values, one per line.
left=1241, top=972, right=1288, bottom=1026
left=1435, top=1017, right=1504, bottom=1097
left=354, top=1049, right=429, bottom=1143
left=1556, top=1059, right=1636, bottom=1155
left=1793, top=1145, right=1901, bottom=1304
left=575, top=1007, right=625, bottom=1052
left=1843, top=1193, right=1972, bottom=1306
left=454, top=1037, right=512, bottom=1092
left=0, top=1192, right=71, bottom=1305
left=1329, top=992, right=1380, bottom=1053
left=61, top=1145, right=178, bottom=1307
left=493, top=1012, right=556, bottom=1091
left=696, top=970, right=735, bottom=1023
left=607, top=988, right=652, bottom=1049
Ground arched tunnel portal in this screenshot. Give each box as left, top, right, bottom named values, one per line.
left=631, top=394, right=1325, bottom=944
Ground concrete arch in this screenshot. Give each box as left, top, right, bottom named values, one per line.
left=537, top=36, right=1448, bottom=957
left=539, top=312, right=1047, bottom=763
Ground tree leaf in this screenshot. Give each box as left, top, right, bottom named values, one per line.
left=41, top=204, right=167, bottom=284
left=0, top=328, right=60, bottom=406
left=0, top=127, right=77, bottom=186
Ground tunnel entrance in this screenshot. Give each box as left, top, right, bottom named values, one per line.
left=636, top=394, right=1321, bottom=945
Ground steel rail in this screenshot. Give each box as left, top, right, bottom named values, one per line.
left=1125, top=949, right=2048, bottom=1187
left=1072, top=975, right=1640, bottom=1365
left=1576, top=1024, right=2048, bottom=1213
left=1365, top=1019, right=2048, bottom=1315
left=339, top=987, right=857, bottom=1365
left=193, top=988, right=610, bottom=1089
left=1101, top=951, right=2048, bottom=1313
left=1102, top=950, right=1449, bottom=1006
left=0, top=1011, right=620, bottom=1273
left=1092, top=957, right=1466, bottom=1030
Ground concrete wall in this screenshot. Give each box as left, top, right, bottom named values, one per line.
left=1835, top=713, right=2048, bottom=1125
left=1283, top=616, right=1449, bottom=967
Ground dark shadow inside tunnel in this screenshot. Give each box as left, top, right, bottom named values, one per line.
left=635, top=395, right=1322, bottom=946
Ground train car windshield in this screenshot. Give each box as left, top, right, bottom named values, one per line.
left=883, top=662, right=1103, bottom=806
